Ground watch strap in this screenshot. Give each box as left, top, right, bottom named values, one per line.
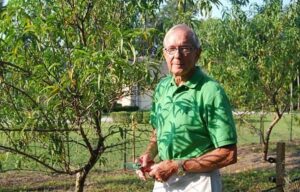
left=175, top=159, right=186, bottom=176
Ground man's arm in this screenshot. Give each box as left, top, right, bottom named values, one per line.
left=182, top=144, right=237, bottom=172
left=142, top=129, right=158, bottom=160
left=149, top=144, right=237, bottom=182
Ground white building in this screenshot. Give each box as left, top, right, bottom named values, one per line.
left=117, top=61, right=169, bottom=110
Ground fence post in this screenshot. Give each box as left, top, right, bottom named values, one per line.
left=276, top=142, right=285, bottom=192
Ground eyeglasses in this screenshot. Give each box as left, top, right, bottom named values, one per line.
left=164, top=47, right=195, bottom=55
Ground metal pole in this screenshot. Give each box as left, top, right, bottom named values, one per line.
left=297, top=69, right=300, bottom=110
left=132, top=115, right=136, bottom=162
left=290, top=113, right=293, bottom=141
left=123, top=128, right=127, bottom=170
left=290, top=83, right=293, bottom=141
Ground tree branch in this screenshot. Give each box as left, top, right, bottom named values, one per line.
left=263, top=104, right=288, bottom=161
left=0, top=145, right=67, bottom=174
left=0, top=128, right=79, bottom=132
left=105, top=140, right=131, bottom=150
left=0, top=61, right=31, bottom=74
left=3, top=81, right=54, bottom=127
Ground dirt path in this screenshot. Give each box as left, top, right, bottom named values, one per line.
left=221, top=142, right=300, bottom=174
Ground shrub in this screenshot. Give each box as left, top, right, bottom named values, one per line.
left=131, top=111, right=143, bottom=124
left=142, top=111, right=150, bottom=124
left=113, top=105, right=139, bottom=112
left=110, top=111, right=131, bottom=124
left=110, top=111, right=150, bottom=124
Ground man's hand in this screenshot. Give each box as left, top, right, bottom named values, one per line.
left=136, top=129, right=158, bottom=181
left=135, top=153, right=154, bottom=181
left=149, top=160, right=178, bottom=182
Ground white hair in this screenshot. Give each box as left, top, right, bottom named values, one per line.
left=163, top=24, right=201, bottom=49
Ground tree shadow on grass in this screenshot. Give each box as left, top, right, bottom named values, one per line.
left=0, top=184, right=74, bottom=192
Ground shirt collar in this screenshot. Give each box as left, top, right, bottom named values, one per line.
left=170, top=66, right=203, bottom=89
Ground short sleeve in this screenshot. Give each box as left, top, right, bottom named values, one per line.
left=207, top=89, right=237, bottom=147
left=150, top=101, right=158, bottom=129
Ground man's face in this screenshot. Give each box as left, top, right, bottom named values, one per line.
left=163, top=29, right=200, bottom=78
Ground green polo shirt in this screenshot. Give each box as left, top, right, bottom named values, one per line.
left=150, top=67, right=237, bottom=160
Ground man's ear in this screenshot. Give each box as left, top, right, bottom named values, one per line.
left=163, top=50, right=169, bottom=60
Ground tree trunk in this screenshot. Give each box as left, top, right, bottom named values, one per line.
left=259, top=109, right=264, bottom=144
left=263, top=113, right=282, bottom=161
left=75, top=170, right=88, bottom=192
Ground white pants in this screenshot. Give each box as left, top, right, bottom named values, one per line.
left=152, top=170, right=222, bottom=192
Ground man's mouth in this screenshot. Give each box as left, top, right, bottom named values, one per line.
left=173, top=63, right=183, bottom=67
left=172, top=63, right=183, bottom=66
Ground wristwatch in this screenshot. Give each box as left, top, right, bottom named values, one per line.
left=175, top=160, right=186, bottom=176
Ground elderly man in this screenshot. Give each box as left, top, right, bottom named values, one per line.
left=136, top=24, right=237, bottom=192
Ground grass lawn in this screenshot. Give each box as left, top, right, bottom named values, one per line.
left=0, top=112, right=299, bottom=191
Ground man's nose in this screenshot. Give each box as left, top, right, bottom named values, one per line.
left=173, top=49, right=182, bottom=58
